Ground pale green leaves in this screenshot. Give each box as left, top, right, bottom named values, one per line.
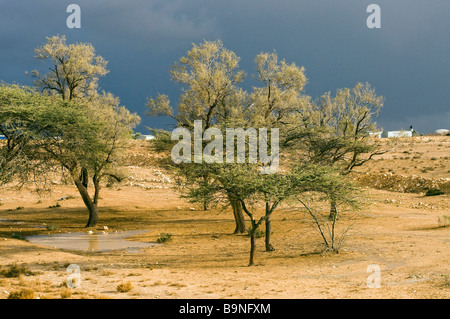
left=32, top=35, right=109, bottom=100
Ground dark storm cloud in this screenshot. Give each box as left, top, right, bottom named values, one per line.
left=0, top=0, right=449, bottom=133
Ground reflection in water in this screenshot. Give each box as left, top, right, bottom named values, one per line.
left=88, top=235, right=99, bottom=251
left=26, top=230, right=158, bottom=252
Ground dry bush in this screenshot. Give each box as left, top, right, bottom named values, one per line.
left=117, top=281, right=133, bottom=293
left=438, top=215, right=450, bottom=228
left=7, top=289, right=35, bottom=299
left=60, top=289, right=73, bottom=299
left=355, top=172, right=449, bottom=194
left=0, top=263, right=35, bottom=278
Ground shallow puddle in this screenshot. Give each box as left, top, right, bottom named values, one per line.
left=26, top=230, right=158, bottom=252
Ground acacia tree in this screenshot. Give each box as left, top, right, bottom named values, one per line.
left=1, top=84, right=139, bottom=227
left=284, top=82, right=385, bottom=220
left=249, top=51, right=310, bottom=250
left=0, top=84, right=49, bottom=186
left=193, top=163, right=286, bottom=266
left=32, top=35, right=108, bottom=193
left=197, top=162, right=354, bottom=266
left=32, top=93, right=139, bottom=227
left=291, top=165, right=360, bottom=252
left=27, top=36, right=140, bottom=227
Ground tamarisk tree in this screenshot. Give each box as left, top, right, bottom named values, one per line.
left=285, top=82, right=385, bottom=220
left=147, top=40, right=249, bottom=233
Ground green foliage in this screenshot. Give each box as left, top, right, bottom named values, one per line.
left=247, top=228, right=265, bottom=238
left=157, top=233, right=173, bottom=243
left=147, top=40, right=246, bottom=129
left=0, top=84, right=51, bottom=186
left=46, top=224, right=60, bottom=230
left=0, top=82, right=139, bottom=227
left=10, top=233, right=26, bottom=240
left=32, top=35, right=109, bottom=100
left=425, top=188, right=444, bottom=196
left=284, top=82, right=385, bottom=173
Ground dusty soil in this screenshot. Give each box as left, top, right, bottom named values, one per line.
left=0, top=137, right=449, bottom=299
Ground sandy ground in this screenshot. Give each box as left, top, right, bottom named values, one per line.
left=0, top=137, right=449, bottom=299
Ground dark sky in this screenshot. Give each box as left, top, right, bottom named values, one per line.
left=1, top=0, right=449, bottom=133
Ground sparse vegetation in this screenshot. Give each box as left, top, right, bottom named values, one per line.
left=45, top=224, right=60, bottom=231
left=0, top=263, right=35, bottom=278
left=426, top=188, right=444, bottom=196
left=0, top=35, right=449, bottom=299
left=157, top=233, right=173, bottom=243
left=7, top=289, right=36, bottom=299
left=117, top=281, right=133, bottom=293
left=438, top=215, right=450, bottom=227
left=247, top=228, right=265, bottom=239
left=60, top=289, right=73, bottom=299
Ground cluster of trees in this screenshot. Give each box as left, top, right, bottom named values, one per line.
left=1, top=36, right=384, bottom=265
left=0, top=35, right=140, bottom=227
left=148, top=40, right=385, bottom=265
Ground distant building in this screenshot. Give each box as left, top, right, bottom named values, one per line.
left=369, top=131, right=383, bottom=138
left=435, top=129, right=449, bottom=135
left=382, top=130, right=413, bottom=138
left=135, top=134, right=155, bottom=140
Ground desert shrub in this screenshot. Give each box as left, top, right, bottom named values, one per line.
left=355, top=173, right=448, bottom=194
left=61, top=289, right=73, bottom=299
left=425, top=188, right=444, bottom=196
left=438, top=215, right=450, bottom=227
left=10, top=233, right=26, bottom=240
left=7, top=289, right=35, bottom=299
left=157, top=233, right=172, bottom=243
left=46, top=224, right=60, bottom=231
left=247, top=229, right=266, bottom=238
left=116, top=281, right=133, bottom=293
left=0, top=263, right=35, bottom=278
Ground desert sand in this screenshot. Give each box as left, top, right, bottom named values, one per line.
left=0, top=137, right=448, bottom=299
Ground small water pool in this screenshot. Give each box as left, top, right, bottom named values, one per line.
left=26, top=230, right=158, bottom=252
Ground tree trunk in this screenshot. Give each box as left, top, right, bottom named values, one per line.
left=265, top=216, right=274, bottom=252
left=328, top=199, right=337, bottom=221
left=331, top=203, right=338, bottom=251
left=80, top=167, right=88, bottom=189
left=249, top=229, right=256, bottom=266
left=230, top=197, right=246, bottom=234
left=74, top=177, right=98, bottom=228
left=85, top=203, right=99, bottom=228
